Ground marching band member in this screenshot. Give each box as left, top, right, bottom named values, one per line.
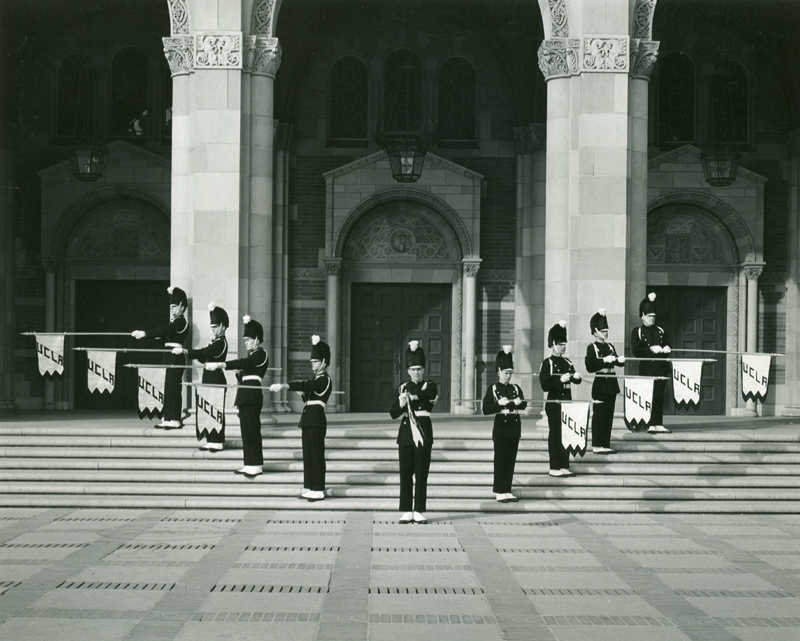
left=173, top=303, right=229, bottom=451
left=539, top=321, right=582, bottom=477
left=631, top=292, right=672, bottom=433
left=584, top=309, right=625, bottom=453
left=270, top=335, right=332, bottom=501
left=206, top=316, right=268, bottom=477
left=132, top=285, right=189, bottom=429
left=482, top=345, right=527, bottom=502
left=390, top=341, right=437, bottom=524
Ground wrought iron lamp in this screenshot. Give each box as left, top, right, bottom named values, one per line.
left=68, top=60, right=106, bottom=182
left=701, top=65, right=741, bottom=187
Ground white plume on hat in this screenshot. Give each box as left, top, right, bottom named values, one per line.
left=503, top=345, right=512, bottom=353
left=312, top=335, right=320, bottom=345
left=598, top=308, right=606, bottom=316
left=648, top=292, right=656, bottom=301
left=208, top=302, right=216, bottom=311
left=558, top=320, right=566, bottom=327
left=243, top=315, right=251, bottom=324
left=409, top=340, right=419, bottom=351
left=167, top=286, right=174, bottom=294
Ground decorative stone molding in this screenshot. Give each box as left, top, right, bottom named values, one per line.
left=630, top=39, right=659, bottom=79
left=479, top=270, right=515, bottom=282
left=274, top=121, right=293, bottom=152
left=243, top=36, right=281, bottom=77
left=538, top=38, right=580, bottom=80
left=513, top=125, right=546, bottom=154
left=742, top=263, right=765, bottom=281
left=324, top=259, right=342, bottom=276
left=548, top=0, right=569, bottom=37
left=40, top=256, right=61, bottom=273
left=290, top=268, right=326, bottom=281
left=583, top=37, right=629, bottom=72
left=163, top=36, right=194, bottom=76
left=167, top=0, right=189, bottom=35
left=194, top=32, right=242, bottom=69
left=253, top=0, right=276, bottom=35
left=633, top=0, right=657, bottom=39
left=529, top=124, right=546, bottom=150
left=463, top=260, right=481, bottom=278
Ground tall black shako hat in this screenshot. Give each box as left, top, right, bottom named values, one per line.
left=495, top=345, right=514, bottom=371
left=547, top=320, right=567, bottom=347
left=639, top=292, right=657, bottom=317
left=406, top=340, right=426, bottom=368
left=167, top=286, right=187, bottom=307
left=242, top=315, right=263, bottom=343
left=590, top=308, right=609, bottom=334
left=310, top=335, right=331, bottom=366
left=208, top=303, right=229, bottom=327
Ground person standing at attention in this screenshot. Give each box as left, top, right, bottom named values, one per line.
left=631, top=292, right=672, bottom=434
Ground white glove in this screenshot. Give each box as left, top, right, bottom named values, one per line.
left=651, top=345, right=663, bottom=354
left=560, top=373, right=572, bottom=383
left=513, top=397, right=523, bottom=405
left=573, top=372, right=582, bottom=380
left=398, top=392, right=409, bottom=408
left=498, top=397, right=509, bottom=406
left=269, top=383, right=284, bottom=393
left=602, top=355, right=615, bottom=363
left=662, top=345, right=671, bottom=354
left=205, top=362, right=222, bottom=371
left=617, top=355, right=626, bottom=364
left=131, top=330, right=145, bottom=340
left=171, top=347, right=185, bottom=355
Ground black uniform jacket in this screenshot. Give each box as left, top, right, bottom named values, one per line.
left=630, top=325, right=671, bottom=377
left=189, top=337, right=228, bottom=385
left=584, top=342, right=623, bottom=396
left=389, top=380, right=438, bottom=447
left=539, top=356, right=582, bottom=401
left=288, top=373, right=332, bottom=429
left=482, top=382, right=527, bottom=440
left=146, top=315, right=189, bottom=366
left=225, top=347, right=268, bottom=406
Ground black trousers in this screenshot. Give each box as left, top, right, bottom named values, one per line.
left=546, top=404, right=570, bottom=470
left=493, top=438, right=519, bottom=493
left=302, top=427, right=327, bottom=491
left=162, top=368, right=183, bottom=422
left=591, top=393, right=617, bottom=449
left=651, top=379, right=667, bottom=426
left=398, top=443, right=432, bottom=512
left=238, top=404, right=263, bottom=467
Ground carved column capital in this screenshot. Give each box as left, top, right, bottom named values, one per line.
left=243, top=37, right=281, bottom=77
left=583, top=37, right=629, bottom=73
left=538, top=38, right=580, bottom=80
left=40, top=256, right=61, bottom=273
left=324, top=258, right=342, bottom=277
left=513, top=124, right=546, bottom=155
left=463, top=259, right=481, bottom=278
left=194, top=32, right=243, bottom=69
left=630, top=39, right=660, bottom=79
left=742, top=263, right=766, bottom=280
left=163, top=36, right=194, bottom=76
left=529, top=123, right=546, bottom=150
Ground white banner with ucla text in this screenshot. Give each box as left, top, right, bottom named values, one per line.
left=624, top=377, right=654, bottom=432
left=36, top=334, right=65, bottom=378
left=137, top=367, right=166, bottom=419
left=671, top=359, right=703, bottom=407
left=195, top=386, right=226, bottom=438
left=741, top=353, right=771, bottom=402
left=86, top=350, right=116, bottom=394
left=561, top=401, right=589, bottom=457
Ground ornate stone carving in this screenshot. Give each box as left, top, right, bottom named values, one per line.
left=742, top=264, right=764, bottom=280
left=479, top=270, right=515, bottom=282
left=633, top=0, right=657, bottom=39
left=538, top=39, right=580, bottom=80
left=347, top=207, right=452, bottom=261
left=583, top=37, right=629, bottom=72
left=67, top=210, right=169, bottom=260
left=548, top=0, right=569, bottom=37
left=163, top=36, right=194, bottom=76
left=40, top=256, right=61, bottom=273
left=463, top=261, right=481, bottom=278
left=630, top=39, right=660, bottom=79
left=324, top=259, right=342, bottom=276
left=194, top=32, right=242, bottom=69
left=166, top=0, right=189, bottom=35
left=647, top=213, right=728, bottom=265
left=253, top=0, right=276, bottom=35
left=529, top=124, right=546, bottom=150
left=513, top=127, right=534, bottom=155
left=243, top=36, right=281, bottom=77
left=290, top=268, right=325, bottom=280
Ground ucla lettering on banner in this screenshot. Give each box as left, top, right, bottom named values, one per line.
left=741, top=353, right=771, bottom=402
left=137, top=367, right=166, bottom=419
left=671, top=359, right=703, bottom=407
left=86, top=350, right=117, bottom=394
left=560, top=402, right=590, bottom=457
left=195, top=386, right=226, bottom=438
left=623, top=377, right=654, bottom=432
left=35, top=334, right=65, bottom=378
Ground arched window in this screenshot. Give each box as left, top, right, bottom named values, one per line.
left=711, top=62, right=748, bottom=144
left=383, top=49, right=423, bottom=132
left=111, top=47, right=148, bottom=138
left=657, top=53, right=695, bottom=144
left=438, top=57, right=476, bottom=146
left=329, top=56, right=368, bottom=145
left=56, top=54, right=94, bottom=139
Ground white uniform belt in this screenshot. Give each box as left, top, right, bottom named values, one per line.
left=165, top=342, right=181, bottom=348
left=307, top=400, right=326, bottom=406
left=242, top=375, right=262, bottom=382
left=415, top=410, right=430, bottom=417
left=600, top=368, right=614, bottom=374
left=500, top=409, right=517, bottom=414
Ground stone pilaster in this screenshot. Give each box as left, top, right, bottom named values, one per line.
left=743, top=263, right=765, bottom=416
left=459, top=260, right=481, bottom=415
left=324, top=258, right=342, bottom=413
left=783, top=131, right=800, bottom=415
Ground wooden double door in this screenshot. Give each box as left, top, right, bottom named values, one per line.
left=350, top=284, right=451, bottom=412
left=649, top=286, right=726, bottom=415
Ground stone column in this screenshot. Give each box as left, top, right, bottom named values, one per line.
left=41, top=257, right=59, bottom=410
left=324, top=258, right=342, bottom=413
left=783, top=131, right=800, bottom=415
left=743, top=263, right=764, bottom=416
left=460, top=260, right=481, bottom=414
left=0, top=122, right=15, bottom=409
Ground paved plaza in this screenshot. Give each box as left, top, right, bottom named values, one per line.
left=1, top=507, right=799, bottom=641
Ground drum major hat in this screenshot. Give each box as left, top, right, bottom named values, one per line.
left=167, top=286, right=187, bottom=307
left=590, top=308, right=609, bottom=333
left=495, top=345, right=514, bottom=371
left=242, top=315, right=263, bottom=343
left=310, top=335, right=331, bottom=365
left=639, top=292, right=657, bottom=317
left=548, top=320, right=567, bottom=347
left=208, top=303, right=229, bottom=327
left=406, top=340, right=426, bottom=368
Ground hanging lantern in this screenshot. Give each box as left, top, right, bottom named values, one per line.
left=701, top=62, right=743, bottom=187
left=700, top=146, right=740, bottom=187
left=69, top=145, right=106, bottom=182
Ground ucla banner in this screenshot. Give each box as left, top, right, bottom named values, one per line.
left=561, top=401, right=590, bottom=457
left=624, top=377, right=654, bottom=432
left=86, top=350, right=116, bottom=394
left=672, top=359, right=703, bottom=407
left=741, top=353, right=771, bottom=402
left=36, top=334, right=65, bottom=379
left=137, top=367, right=166, bottom=419
left=195, top=386, right=226, bottom=438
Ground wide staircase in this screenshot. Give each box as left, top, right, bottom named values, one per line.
left=1, top=411, right=800, bottom=513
